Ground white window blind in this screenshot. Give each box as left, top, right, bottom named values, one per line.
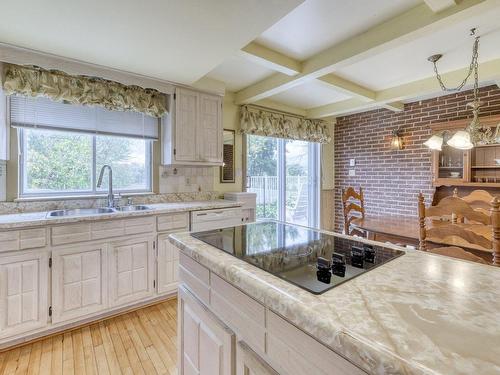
left=10, top=95, right=159, bottom=140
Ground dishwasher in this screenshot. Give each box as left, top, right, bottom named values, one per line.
left=190, top=207, right=243, bottom=231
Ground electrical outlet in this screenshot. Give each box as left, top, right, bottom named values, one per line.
left=349, top=159, right=356, bottom=167
left=348, top=169, right=355, bottom=176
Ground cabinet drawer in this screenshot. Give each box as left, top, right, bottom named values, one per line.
left=157, top=212, right=189, bottom=232
left=52, top=217, right=155, bottom=245
left=124, top=217, right=155, bottom=235
left=0, top=229, right=47, bottom=252
left=210, top=273, right=266, bottom=353
left=266, top=311, right=366, bottom=375
left=179, top=252, right=209, bottom=305
left=51, top=224, right=92, bottom=245
left=91, top=220, right=124, bottom=240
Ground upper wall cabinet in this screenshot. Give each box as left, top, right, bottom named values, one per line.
left=162, top=88, right=223, bottom=166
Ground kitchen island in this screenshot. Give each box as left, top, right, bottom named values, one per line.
left=170, top=222, right=500, bottom=375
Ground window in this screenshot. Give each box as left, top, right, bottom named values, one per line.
left=20, top=128, right=152, bottom=197
left=11, top=95, right=157, bottom=198
left=246, top=135, right=320, bottom=228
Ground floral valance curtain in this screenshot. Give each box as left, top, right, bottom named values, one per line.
left=240, top=105, right=331, bottom=143
left=2, top=64, right=167, bottom=118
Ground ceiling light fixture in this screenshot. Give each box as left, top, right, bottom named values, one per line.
left=424, top=28, right=500, bottom=150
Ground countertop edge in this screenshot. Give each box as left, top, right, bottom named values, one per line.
left=168, top=230, right=435, bottom=375
left=0, top=200, right=242, bottom=230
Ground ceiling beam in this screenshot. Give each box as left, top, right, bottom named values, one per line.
left=235, top=0, right=491, bottom=105
left=381, top=102, right=405, bottom=112
left=317, top=74, right=375, bottom=102
left=253, top=98, right=307, bottom=117
left=238, top=42, right=302, bottom=76
left=306, top=58, right=500, bottom=118
left=424, top=0, right=457, bottom=13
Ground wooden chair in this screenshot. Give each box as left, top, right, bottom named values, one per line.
left=453, top=188, right=495, bottom=217
left=341, top=186, right=365, bottom=237
left=418, top=193, right=500, bottom=266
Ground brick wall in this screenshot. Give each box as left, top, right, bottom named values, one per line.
left=334, top=85, right=500, bottom=232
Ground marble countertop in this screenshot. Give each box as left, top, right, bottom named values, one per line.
left=0, top=200, right=241, bottom=230
left=169, top=229, right=500, bottom=375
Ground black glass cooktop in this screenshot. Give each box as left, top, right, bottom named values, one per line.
left=191, top=221, right=404, bottom=294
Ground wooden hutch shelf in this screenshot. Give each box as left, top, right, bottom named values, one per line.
left=430, top=115, right=500, bottom=187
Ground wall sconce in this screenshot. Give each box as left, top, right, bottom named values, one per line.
left=390, top=129, right=403, bottom=150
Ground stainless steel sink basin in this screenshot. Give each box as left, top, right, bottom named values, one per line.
left=47, top=207, right=116, bottom=217
left=115, top=205, right=151, bottom=212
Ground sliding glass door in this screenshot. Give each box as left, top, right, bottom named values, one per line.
left=246, top=135, right=320, bottom=228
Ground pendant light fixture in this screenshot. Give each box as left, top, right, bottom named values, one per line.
left=423, top=29, right=500, bottom=150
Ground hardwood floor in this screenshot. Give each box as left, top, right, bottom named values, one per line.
left=0, top=298, right=178, bottom=375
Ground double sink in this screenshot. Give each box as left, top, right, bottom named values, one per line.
left=47, top=205, right=151, bottom=217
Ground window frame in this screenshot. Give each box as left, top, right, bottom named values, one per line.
left=244, top=134, right=321, bottom=228
left=18, top=128, right=153, bottom=198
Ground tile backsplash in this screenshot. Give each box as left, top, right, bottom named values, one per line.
left=159, top=166, right=215, bottom=194
left=0, top=166, right=219, bottom=215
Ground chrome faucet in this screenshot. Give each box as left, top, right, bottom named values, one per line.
left=97, top=165, right=115, bottom=208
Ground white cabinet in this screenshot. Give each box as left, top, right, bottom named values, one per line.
left=179, top=286, right=234, bottom=375
left=51, top=243, right=108, bottom=323
left=237, top=341, right=279, bottom=375
left=108, top=236, right=155, bottom=307
left=224, top=192, right=257, bottom=224
left=0, top=250, right=48, bottom=339
left=162, top=87, right=223, bottom=166
left=157, top=233, right=180, bottom=295
left=198, top=93, right=223, bottom=163
left=175, top=88, right=198, bottom=162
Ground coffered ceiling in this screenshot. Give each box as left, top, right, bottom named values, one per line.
left=1, top=0, right=499, bottom=119
left=205, top=0, right=500, bottom=117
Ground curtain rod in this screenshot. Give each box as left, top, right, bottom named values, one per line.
left=244, top=104, right=306, bottom=120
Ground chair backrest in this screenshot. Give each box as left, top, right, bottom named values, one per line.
left=457, top=189, right=495, bottom=216
left=341, top=186, right=365, bottom=236
left=418, top=193, right=500, bottom=266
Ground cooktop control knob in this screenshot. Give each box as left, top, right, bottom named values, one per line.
left=363, top=245, right=375, bottom=263
left=351, top=246, right=364, bottom=268
left=316, top=257, right=332, bottom=284
left=317, top=256, right=332, bottom=271
left=331, top=252, right=346, bottom=277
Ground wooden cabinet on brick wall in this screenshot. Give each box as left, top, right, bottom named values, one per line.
left=162, top=87, right=223, bottom=166
left=431, top=147, right=470, bottom=186
left=430, top=115, right=500, bottom=187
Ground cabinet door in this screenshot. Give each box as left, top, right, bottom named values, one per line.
left=175, top=88, right=199, bottom=161
left=109, top=236, right=155, bottom=307
left=198, top=94, right=222, bottom=163
left=237, top=341, right=278, bottom=375
left=51, top=243, right=107, bottom=323
left=157, top=233, right=180, bottom=295
left=0, top=251, right=48, bottom=339
left=179, top=287, right=234, bottom=375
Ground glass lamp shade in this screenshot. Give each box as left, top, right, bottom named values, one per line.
left=447, top=130, right=474, bottom=150
left=390, top=134, right=403, bottom=150
left=423, top=134, right=444, bottom=151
